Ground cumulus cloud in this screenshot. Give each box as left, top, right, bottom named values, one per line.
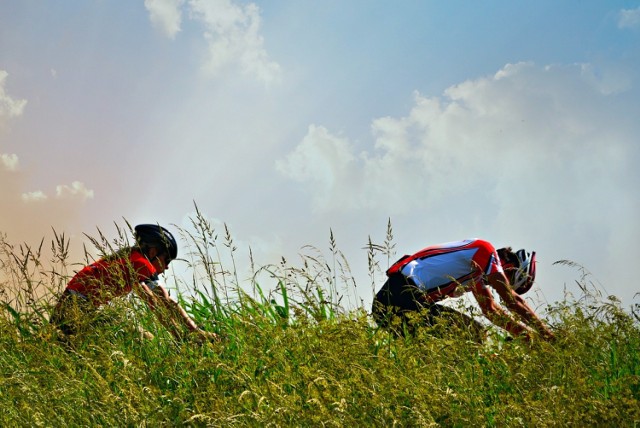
left=55, top=181, right=95, bottom=200
left=279, top=62, right=638, bottom=216
left=277, top=62, right=639, bottom=303
left=144, top=0, right=185, bottom=39
left=618, top=7, right=640, bottom=29
left=0, top=70, right=27, bottom=128
left=1, top=153, right=19, bottom=171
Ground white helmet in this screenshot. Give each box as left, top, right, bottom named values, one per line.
left=512, top=249, right=536, bottom=294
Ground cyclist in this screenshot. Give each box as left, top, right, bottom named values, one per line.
left=50, top=224, right=218, bottom=343
left=372, top=239, right=554, bottom=342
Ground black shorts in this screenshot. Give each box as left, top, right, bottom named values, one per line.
left=371, top=273, right=484, bottom=339
left=373, top=273, right=425, bottom=312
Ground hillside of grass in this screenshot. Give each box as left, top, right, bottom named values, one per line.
left=1, top=214, right=639, bottom=427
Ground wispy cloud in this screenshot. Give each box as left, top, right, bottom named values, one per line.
left=0, top=153, right=18, bottom=171
left=144, top=0, right=185, bottom=39
left=0, top=66, right=99, bottom=248
left=55, top=181, right=95, bottom=200
left=0, top=70, right=27, bottom=128
left=618, top=7, right=640, bottom=29
left=144, top=0, right=280, bottom=83
left=15, top=182, right=93, bottom=204
left=21, top=191, right=47, bottom=203
left=189, top=0, right=281, bottom=83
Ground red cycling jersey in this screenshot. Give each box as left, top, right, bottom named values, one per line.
left=386, top=239, right=504, bottom=303
left=65, top=249, right=157, bottom=306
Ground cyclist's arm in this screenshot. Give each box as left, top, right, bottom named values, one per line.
left=470, top=278, right=534, bottom=341
left=487, top=272, right=555, bottom=341
left=134, top=281, right=218, bottom=342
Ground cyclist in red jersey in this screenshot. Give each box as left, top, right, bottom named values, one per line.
left=50, top=224, right=218, bottom=343
left=372, top=239, right=554, bottom=342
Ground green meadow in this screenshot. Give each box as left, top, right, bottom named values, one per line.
left=1, top=212, right=639, bottom=427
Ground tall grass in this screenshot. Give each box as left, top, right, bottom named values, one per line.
left=0, top=213, right=638, bottom=426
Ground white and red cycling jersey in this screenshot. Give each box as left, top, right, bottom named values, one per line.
left=386, top=239, right=504, bottom=303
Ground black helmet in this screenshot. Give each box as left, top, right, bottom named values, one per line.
left=134, top=224, right=178, bottom=260
left=511, top=249, right=536, bottom=295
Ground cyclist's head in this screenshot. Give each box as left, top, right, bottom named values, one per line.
left=498, top=247, right=537, bottom=294
left=134, top=224, right=178, bottom=262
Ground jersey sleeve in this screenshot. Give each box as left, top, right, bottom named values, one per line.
left=129, top=252, right=158, bottom=282
left=473, top=240, right=504, bottom=275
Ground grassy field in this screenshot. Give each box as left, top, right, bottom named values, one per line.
left=1, top=214, right=639, bottom=427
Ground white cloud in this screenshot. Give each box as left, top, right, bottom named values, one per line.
left=0, top=70, right=27, bottom=127
left=142, top=0, right=280, bottom=83
left=21, top=190, right=48, bottom=203
left=279, top=62, right=638, bottom=216
left=188, top=0, right=281, bottom=83
left=144, top=0, right=185, bottom=39
left=276, top=125, right=359, bottom=210
left=55, top=181, right=95, bottom=200
left=578, top=63, right=631, bottom=95
left=1, top=153, right=19, bottom=171
left=618, top=7, right=640, bottom=29
left=277, top=62, right=640, bottom=304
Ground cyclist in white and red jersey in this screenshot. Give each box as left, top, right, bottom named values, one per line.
left=372, top=239, right=554, bottom=342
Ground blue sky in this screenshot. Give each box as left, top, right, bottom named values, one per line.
left=1, top=1, right=639, bottom=310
